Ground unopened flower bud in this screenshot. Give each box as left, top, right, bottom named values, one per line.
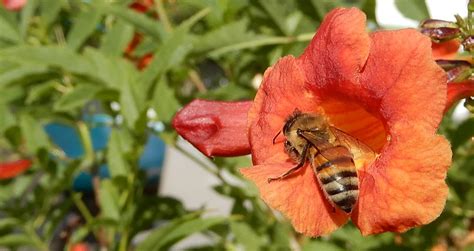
left=463, top=36, right=474, bottom=51
left=420, top=19, right=458, bottom=29
left=447, top=65, right=472, bottom=82
left=421, top=27, right=460, bottom=42
left=436, top=60, right=471, bottom=71
left=420, top=19, right=460, bottom=42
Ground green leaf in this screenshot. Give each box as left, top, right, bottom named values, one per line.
left=25, top=80, right=57, bottom=104
left=193, top=19, right=256, bottom=53
left=310, top=0, right=339, bottom=21
left=119, top=77, right=143, bottom=128
left=302, top=241, right=344, bottom=251
left=230, top=221, right=261, bottom=251
left=100, top=20, right=134, bottom=57
left=0, top=64, right=50, bottom=89
left=0, top=234, right=34, bottom=246
left=207, top=34, right=311, bottom=58
left=107, top=129, right=132, bottom=179
left=151, top=78, right=180, bottom=123
left=259, top=0, right=295, bottom=35
left=331, top=225, right=394, bottom=250
left=19, top=113, right=49, bottom=154
left=0, top=46, right=95, bottom=79
left=197, top=83, right=254, bottom=101
left=140, top=8, right=210, bottom=87
left=67, top=7, right=103, bottom=51
left=361, top=0, right=377, bottom=23
left=136, top=216, right=227, bottom=251
left=82, top=47, right=123, bottom=88
left=0, top=15, right=21, bottom=43
left=0, top=218, right=19, bottom=231
left=68, top=226, right=90, bottom=244
left=98, top=179, right=121, bottom=221
left=0, top=104, right=16, bottom=133
left=395, top=0, right=430, bottom=21
left=40, top=0, right=63, bottom=27
left=82, top=48, right=145, bottom=127
left=103, top=4, right=165, bottom=40
left=20, top=0, right=38, bottom=38
left=0, top=86, right=24, bottom=104
left=53, top=84, right=103, bottom=112
left=140, top=27, right=192, bottom=87
left=449, top=118, right=474, bottom=151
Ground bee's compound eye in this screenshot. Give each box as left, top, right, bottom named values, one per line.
left=284, top=140, right=292, bottom=147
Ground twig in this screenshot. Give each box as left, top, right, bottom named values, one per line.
left=155, top=0, right=173, bottom=32
left=188, top=69, right=207, bottom=93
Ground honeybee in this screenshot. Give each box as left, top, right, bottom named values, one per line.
left=268, top=110, right=376, bottom=213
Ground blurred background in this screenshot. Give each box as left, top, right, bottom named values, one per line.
left=0, top=0, right=473, bottom=250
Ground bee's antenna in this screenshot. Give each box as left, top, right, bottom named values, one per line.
left=272, top=130, right=282, bottom=144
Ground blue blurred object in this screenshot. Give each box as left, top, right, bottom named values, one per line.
left=45, top=114, right=166, bottom=192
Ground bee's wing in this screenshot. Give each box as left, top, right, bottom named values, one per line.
left=329, top=127, right=376, bottom=168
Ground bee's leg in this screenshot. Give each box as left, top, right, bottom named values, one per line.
left=267, top=144, right=309, bottom=183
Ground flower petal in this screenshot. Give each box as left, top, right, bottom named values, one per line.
left=172, top=99, right=252, bottom=157
left=360, top=29, right=447, bottom=132
left=432, top=40, right=460, bottom=60
left=352, top=124, right=451, bottom=235
left=300, top=8, right=370, bottom=87
left=0, top=159, right=32, bottom=179
left=350, top=28, right=451, bottom=235
left=248, top=56, right=319, bottom=165
left=319, top=96, right=387, bottom=152
left=241, top=163, right=348, bottom=236
left=446, top=80, right=474, bottom=111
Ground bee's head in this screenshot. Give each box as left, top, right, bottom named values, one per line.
left=283, top=111, right=329, bottom=138
left=282, top=111, right=330, bottom=159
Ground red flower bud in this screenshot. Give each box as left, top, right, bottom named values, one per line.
left=172, top=99, right=252, bottom=157
left=436, top=60, right=471, bottom=71
left=420, top=19, right=460, bottom=42
left=421, top=27, right=460, bottom=42
left=421, top=19, right=458, bottom=29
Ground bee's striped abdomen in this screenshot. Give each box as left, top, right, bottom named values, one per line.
left=313, top=147, right=359, bottom=213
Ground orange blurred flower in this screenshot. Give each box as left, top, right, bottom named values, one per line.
left=0, top=159, right=32, bottom=179
left=129, top=0, right=154, bottom=13
left=174, top=8, right=453, bottom=236
left=124, top=1, right=156, bottom=70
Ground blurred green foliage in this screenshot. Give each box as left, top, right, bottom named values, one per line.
left=0, top=0, right=472, bottom=250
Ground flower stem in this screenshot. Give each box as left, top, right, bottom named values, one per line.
left=155, top=0, right=173, bottom=32
left=209, top=33, right=314, bottom=57
left=76, top=121, right=95, bottom=168
left=24, top=224, right=48, bottom=251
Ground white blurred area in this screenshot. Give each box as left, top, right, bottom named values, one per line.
left=155, top=1, right=471, bottom=248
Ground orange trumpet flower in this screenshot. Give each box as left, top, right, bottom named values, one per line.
left=173, top=8, right=455, bottom=236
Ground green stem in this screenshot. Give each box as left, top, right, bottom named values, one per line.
left=71, top=193, right=94, bottom=223
left=209, top=33, right=314, bottom=57
left=76, top=121, right=95, bottom=168
left=24, top=224, right=48, bottom=251
left=119, top=230, right=129, bottom=251
left=155, top=0, right=173, bottom=32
